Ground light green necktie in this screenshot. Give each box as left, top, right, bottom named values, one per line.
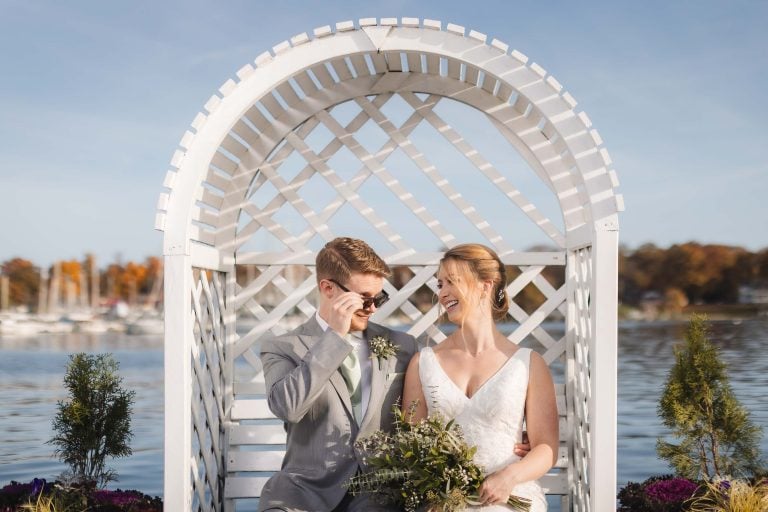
left=340, top=345, right=362, bottom=424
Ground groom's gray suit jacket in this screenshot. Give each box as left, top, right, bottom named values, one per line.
left=258, top=316, right=419, bottom=512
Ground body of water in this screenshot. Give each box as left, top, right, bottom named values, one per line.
left=1, top=319, right=766, bottom=498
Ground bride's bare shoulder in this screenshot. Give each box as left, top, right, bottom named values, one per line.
left=431, top=334, right=457, bottom=355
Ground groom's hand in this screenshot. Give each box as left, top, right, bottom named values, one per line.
left=514, top=430, right=531, bottom=458
left=326, top=291, right=364, bottom=336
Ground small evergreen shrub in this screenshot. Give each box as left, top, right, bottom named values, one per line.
left=48, top=353, right=135, bottom=487
left=657, top=315, right=763, bottom=479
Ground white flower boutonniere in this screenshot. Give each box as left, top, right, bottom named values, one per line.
left=369, top=335, right=398, bottom=370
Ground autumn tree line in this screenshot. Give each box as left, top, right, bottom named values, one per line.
left=2, top=243, right=767, bottom=313
left=620, top=243, right=768, bottom=307
left=1, top=255, right=163, bottom=311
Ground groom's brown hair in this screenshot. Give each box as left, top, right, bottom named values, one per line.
left=316, top=237, right=391, bottom=284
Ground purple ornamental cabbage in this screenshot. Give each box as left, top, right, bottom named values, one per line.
left=92, top=489, right=144, bottom=507
left=644, top=477, right=699, bottom=503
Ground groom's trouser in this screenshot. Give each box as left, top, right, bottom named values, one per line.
left=259, top=492, right=388, bottom=512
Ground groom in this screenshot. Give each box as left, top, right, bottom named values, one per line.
left=258, top=237, right=420, bottom=511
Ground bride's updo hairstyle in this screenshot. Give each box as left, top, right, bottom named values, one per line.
left=440, top=243, right=510, bottom=321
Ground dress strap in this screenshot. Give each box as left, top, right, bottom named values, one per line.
left=513, top=347, right=532, bottom=368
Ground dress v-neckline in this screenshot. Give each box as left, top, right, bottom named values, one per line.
left=427, top=347, right=524, bottom=401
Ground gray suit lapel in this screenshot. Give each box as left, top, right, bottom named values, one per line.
left=360, top=324, right=395, bottom=433
left=297, top=317, right=354, bottom=418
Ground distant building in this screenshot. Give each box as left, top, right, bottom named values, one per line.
left=738, top=286, right=768, bottom=304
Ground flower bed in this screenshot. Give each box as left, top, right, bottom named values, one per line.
left=618, top=475, right=698, bottom=512
left=0, top=479, right=162, bottom=511
left=617, top=474, right=768, bottom=512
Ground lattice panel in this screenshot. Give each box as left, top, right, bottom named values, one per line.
left=190, top=268, right=228, bottom=512
left=231, top=258, right=566, bottom=380
left=231, top=90, right=566, bottom=256
left=231, top=264, right=317, bottom=381
left=568, top=246, right=593, bottom=512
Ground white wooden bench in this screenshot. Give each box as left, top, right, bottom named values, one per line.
left=224, top=381, right=571, bottom=511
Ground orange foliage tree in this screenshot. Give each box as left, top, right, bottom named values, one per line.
left=620, top=243, right=765, bottom=306
left=99, top=257, right=161, bottom=304
left=1, top=258, right=40, bottom=309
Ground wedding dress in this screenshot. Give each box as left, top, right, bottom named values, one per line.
left=419, top=346, right=547, bottom=511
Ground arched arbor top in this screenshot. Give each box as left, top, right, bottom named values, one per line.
left=156, top=17, right=622, bottom=264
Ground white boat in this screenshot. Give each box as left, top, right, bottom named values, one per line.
left=126, top=313, right=164, bottom=335
left=0, top=312, right=76, bottom=336
left=0, top=314, right=44, bottom=336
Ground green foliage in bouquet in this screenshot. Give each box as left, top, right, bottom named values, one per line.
left=48, top=353, right=135, bottom=488
left=656, top=315, right=763, bottom=480
left=346, top=404, right=531, bottom=512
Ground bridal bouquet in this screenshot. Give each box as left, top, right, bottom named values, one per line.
left=345, top=404, right=531, bottom=511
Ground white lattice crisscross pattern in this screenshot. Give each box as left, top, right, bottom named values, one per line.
left=568, top=247, right=594, bottom=512
left=190, top=269, right=227, bottom=512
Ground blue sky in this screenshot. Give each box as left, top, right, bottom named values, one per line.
left=1, top=1, right=766, bottom=267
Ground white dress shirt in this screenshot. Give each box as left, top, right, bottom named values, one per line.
left=315, top=312, right=372, bottom=420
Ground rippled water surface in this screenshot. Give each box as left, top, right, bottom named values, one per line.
left=1, top=319, right=766, bottom=497
left=617, top=318, right=768, bottom=484
left=0, top=333, right=164, bottom=496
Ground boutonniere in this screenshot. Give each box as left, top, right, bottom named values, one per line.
left=369, top=335, right=398, bottom=370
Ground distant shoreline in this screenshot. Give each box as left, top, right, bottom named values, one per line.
left=620, top=303, right=768, bottom=322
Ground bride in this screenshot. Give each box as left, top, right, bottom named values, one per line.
left=402, top=244, right=558, bottom=511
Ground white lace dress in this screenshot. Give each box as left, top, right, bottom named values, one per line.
left=419, top=346, right=547, bottom=511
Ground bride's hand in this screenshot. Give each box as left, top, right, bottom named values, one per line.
left=477, top=467, right=520, bottom=505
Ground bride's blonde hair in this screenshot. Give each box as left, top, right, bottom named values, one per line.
left=439, top=243, right=510, bottom=322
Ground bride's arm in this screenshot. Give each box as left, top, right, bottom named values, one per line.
left=401, top=353, right=428, bottom=423
left=478, top=351, right=559, bottom=504
left=521, top=351, right=559, bottom=471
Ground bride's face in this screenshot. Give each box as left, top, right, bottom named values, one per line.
left=436, top=260, right=484, bottom=324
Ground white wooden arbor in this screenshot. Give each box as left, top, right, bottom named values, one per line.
left=157, top=17, right=622, bottom=512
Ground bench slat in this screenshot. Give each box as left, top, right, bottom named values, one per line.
left=229, top=400, right=569, bottom=439
left=234, top=381, right=267, bottom=394
left=225, top=476, right=270, bottom=498
left=226, top=446, right=569, bottom=472
left=540, top=472, right=569, bottom=495
left=224, top=472, right=569, bottom=499
left=229, top=424, right=286, bottom=445
left=231, top=399, right=275, bottom=420
left=229, top=450, right=285, bottom=471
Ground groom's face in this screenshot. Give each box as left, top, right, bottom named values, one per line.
left=340, top=272, right=385, bottom=332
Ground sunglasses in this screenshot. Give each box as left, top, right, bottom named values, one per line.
left=328, top=279, right=390, bottom=309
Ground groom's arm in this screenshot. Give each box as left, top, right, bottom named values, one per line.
left=261, top=330, right=352, bottom=423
